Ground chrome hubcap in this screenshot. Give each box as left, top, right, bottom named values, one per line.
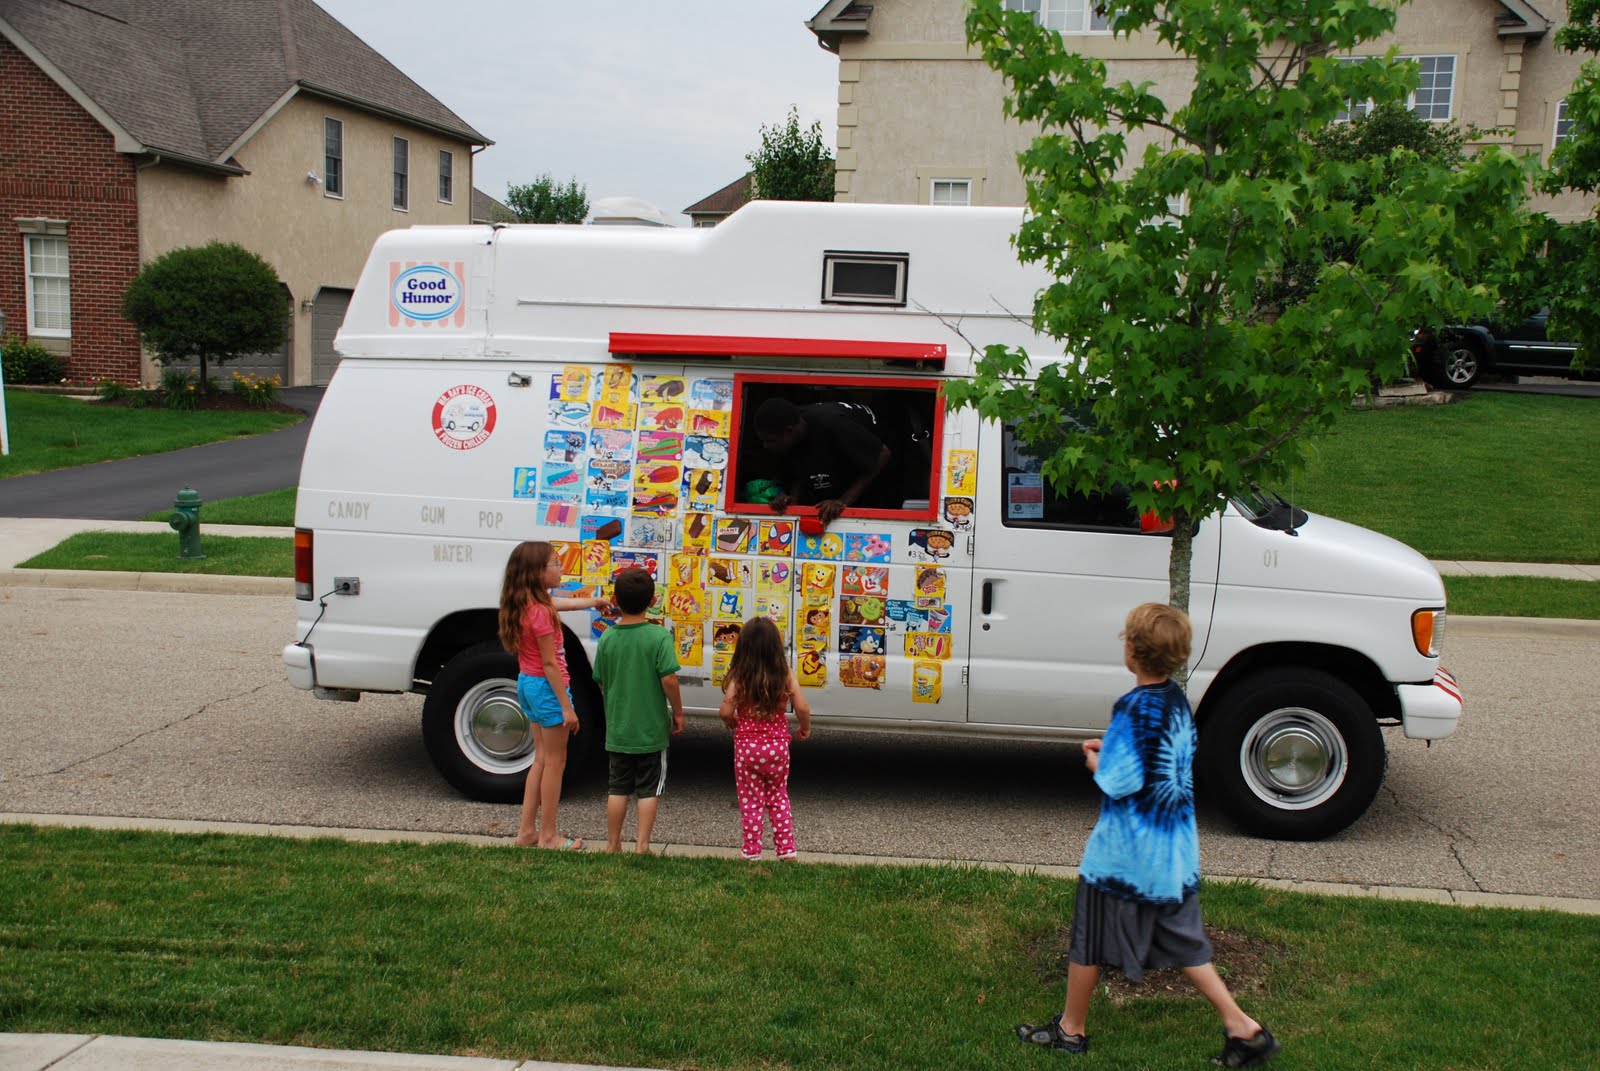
left=454, top=678, right=533, bottom=773
left=1239, top=708, right=1347, bottom=810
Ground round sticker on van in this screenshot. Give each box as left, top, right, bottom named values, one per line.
left=393, top=265, right=463, bottom=321
left=432, top=385, right=496, bottom=450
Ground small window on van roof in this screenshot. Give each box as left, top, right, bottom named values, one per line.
left=726, top=373, right=942, bottom=522
left=822, top=251, right=908, bottom=306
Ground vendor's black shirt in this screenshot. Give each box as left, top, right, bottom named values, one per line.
left=780, top=402, right=890, bottom=505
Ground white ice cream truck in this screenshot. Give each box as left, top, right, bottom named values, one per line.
left=283, top=201, right=1461, bottom=840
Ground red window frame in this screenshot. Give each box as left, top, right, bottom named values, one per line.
left=724, top=372, right=945, bottom=522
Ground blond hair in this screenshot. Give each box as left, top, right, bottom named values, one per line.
left=1123, top=603, right=1191, bottom=678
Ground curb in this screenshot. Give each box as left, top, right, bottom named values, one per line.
left=0, top=567, right=291, bottom=596
left=4, top=811, right=1597, bottom=916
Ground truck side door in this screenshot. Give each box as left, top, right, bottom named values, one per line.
left=965, top=420, right=1219, bottom=730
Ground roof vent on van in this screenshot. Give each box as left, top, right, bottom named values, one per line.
left=822, top=250, right=908, bottom=307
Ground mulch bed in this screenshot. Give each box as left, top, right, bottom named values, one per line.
left=1026, top=924, right=1285, bottom=1003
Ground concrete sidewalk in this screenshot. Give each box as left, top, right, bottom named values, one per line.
left=0, top=1033, right=660, bottom=1071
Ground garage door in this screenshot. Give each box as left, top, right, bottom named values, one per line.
left=311, top=287, right=354, bottom=385
left=225, top=284, right=292, bottom=383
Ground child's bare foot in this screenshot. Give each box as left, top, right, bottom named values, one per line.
left=512, top=836, right=539, bottom=847
left=603, top=842, right=623, bottom=854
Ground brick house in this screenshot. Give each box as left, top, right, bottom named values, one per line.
left=807, top=0, right=1595, bottom=224
left=0, top=0, right=489, bottom=386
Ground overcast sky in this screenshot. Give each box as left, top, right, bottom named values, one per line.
left=316, top=1, right=840, bottom=225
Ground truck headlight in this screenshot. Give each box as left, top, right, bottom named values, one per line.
left=1411, top=608, right=1446, bottom=658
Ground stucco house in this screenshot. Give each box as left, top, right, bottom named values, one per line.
left=0, top=0, right=489, bottom=386
left=806, top=0, right=1593, bottom=223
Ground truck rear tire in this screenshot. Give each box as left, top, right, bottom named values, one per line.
left=1199, top=668, right=1385, bottom=840
left=420, top=638, right=600, bottom=803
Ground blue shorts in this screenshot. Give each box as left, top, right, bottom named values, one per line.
left=517, top=673, right=571, bottom=729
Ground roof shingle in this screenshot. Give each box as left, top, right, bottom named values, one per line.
left=0, top=0, right=488, bottom=167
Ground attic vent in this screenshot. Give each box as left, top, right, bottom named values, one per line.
left=822, top=250, right=908, bottom=306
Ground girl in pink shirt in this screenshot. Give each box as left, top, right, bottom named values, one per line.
left=498, top=540, right=607, bottom=850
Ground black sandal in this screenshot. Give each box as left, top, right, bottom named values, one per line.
left=1013, top=1014, right=1089, bottom=1054
left=1215, top=1027, right=1279, bottom=1067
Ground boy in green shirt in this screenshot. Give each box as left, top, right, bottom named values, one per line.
left=594, top=567, right=685, bottom=853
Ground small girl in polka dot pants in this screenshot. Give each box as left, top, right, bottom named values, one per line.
left=718, top=616, right=813, bottom=860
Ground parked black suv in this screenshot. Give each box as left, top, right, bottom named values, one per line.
left=1411, top=309, right=1590, bottom=389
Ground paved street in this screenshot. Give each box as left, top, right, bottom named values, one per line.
left=0, top=387, right=320, bottom=520
left=1, top=585, right=1595, bottom=901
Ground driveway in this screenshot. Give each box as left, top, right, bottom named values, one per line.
left=0, top=387, right=320, bottom=519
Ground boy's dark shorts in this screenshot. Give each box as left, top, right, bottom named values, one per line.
left=607, top=749, right=668, bottom=799
left=1066, top=879, right=1213, bottom=984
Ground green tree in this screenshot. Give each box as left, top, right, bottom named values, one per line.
left=746, top=106, right=835, bottom=201
left=956, top=0, right=1534, bottom=613
left=506, top=174, right=589, bottom=224
left=120, top=242, right=288, bottom=391
left=1537, top=0, right=1600, bottom=364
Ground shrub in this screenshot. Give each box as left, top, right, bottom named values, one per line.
left=95, top=377, right=131, bottom=402
left=121, top=242, right=289, bottom=390
left=160, top=366, right=199, bottom=411
left=230, top=370, right=282, bottom=409
left=1, top=334, right=66, bottom=385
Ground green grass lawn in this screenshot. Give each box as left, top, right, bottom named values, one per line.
left=1443, top=575, right=1600, bottom=619
left=140, top=486, right=296, bottom=526
left=0, top=391, right=301, bottom=479
left=0, top=825, right=1594, bottom=1071
left=16, top=532, right=291, bottom=577
left=1288, top=393, right=1599, bottom=563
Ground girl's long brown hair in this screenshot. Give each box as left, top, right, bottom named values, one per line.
left=498, top=541, right=556, bottom=655
left=725, top=616, right=789, bottom=719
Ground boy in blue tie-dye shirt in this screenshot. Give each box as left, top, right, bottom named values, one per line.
left=1014, top=604, right=1279, bottom=1067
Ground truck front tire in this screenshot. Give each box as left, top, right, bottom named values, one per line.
left=1200, top=668, right=1386, bottom=840
left=420, top=639, right=599, bottom=803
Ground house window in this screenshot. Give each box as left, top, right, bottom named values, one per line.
left=929, top=179, right=971, bottom=206
left=1337, top=55, right=1454, bottom=123
left=1005, top=0, right=1117, bottom=33
left=323, top=117, right=343, bottom=198
left=24, top=235, right=71, bottom=337
left=392, top=137, right=409, bottom=211
left=438, top=149, right=454, bottom=203
left=727, top=373, right=944, bottom=521
left=1409, top=56, right=1455, bottom=122
left=1554, top=99, right=1577, bottom=147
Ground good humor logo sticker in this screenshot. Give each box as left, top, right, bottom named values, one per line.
left=433, top=385, right=496, bottom=450
left=390, top=260, right=466, bottom=328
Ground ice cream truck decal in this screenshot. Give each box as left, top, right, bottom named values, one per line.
left=284, top=202, right=1460, bottom=840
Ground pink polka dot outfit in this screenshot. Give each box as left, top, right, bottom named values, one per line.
left=732, top=706, right=796, bottom=860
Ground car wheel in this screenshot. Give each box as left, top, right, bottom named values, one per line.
left=420, top=638, right=599, bottom=802
left=1439, top=339, right=1483, bottom=389
left=1199, top=668, right=1386, bottom=840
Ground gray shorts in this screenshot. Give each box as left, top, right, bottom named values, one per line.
left=1066, top=879, right=1213, bottom=983
left=607, top=749, right=668, bottom=799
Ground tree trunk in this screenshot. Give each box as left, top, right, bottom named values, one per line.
left=1167, top=509, right=1194, bottom=614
